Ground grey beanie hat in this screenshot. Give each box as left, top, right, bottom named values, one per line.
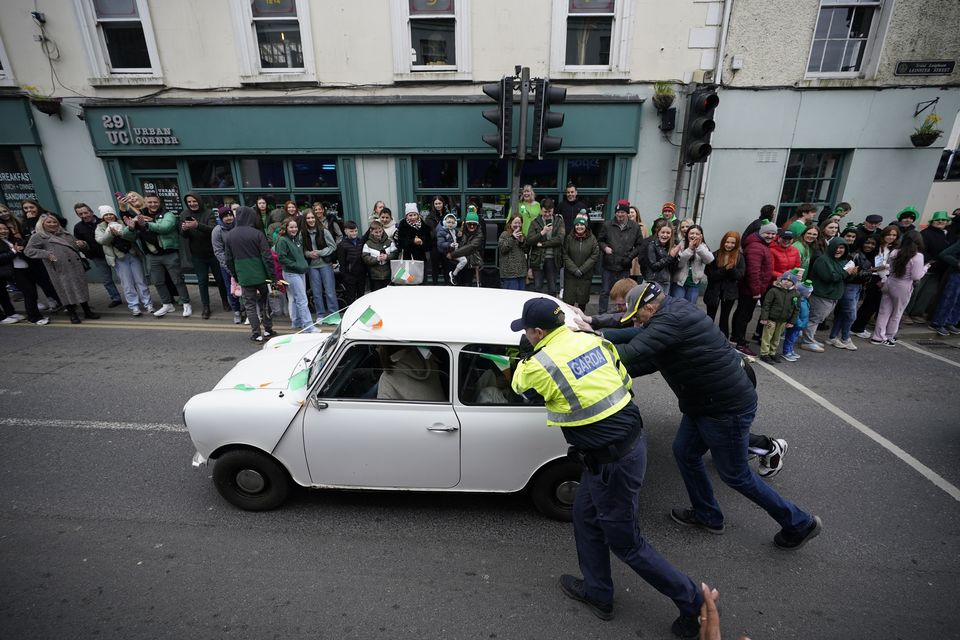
left=759, top=221, right=778, bottom=235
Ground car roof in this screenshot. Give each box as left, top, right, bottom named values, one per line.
left=340, top=286, right=579, bottom=345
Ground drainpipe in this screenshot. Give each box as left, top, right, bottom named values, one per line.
left=694, top=0, right=733, bottom=225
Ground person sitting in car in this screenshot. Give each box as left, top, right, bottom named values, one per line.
left=377, top=346, right=447, bottom=402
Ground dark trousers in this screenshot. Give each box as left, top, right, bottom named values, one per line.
left=192, top=254, right=228, bottom=307
left=13, top=268, right=43, bottom=322
left=369, top=278, right=389, bottom=292
left=851, top=283, right=882, bottom=333
left=26, top=257, right=59, bottom=304
left=672, top=402, right=813, bottom=531
left=574, top=429, right=701, bottom=615
left=241, top=282, right=272, bottom=336
left=532, top=259, right=559, bottom=296
left=731, top=292, right=758, bottom=345
left=0, top=275, right=15, bottom=317
left=89, top=256, right=122, bottom=303
left=341, top=273, right=365, bottom=306
left=705, top=297, right=736, bottom=338
left=428, top=248, right=445, bottom=286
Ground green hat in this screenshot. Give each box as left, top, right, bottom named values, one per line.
left=897, top=206, right=919, bottom=221
left=574, top=215, right=589, bottom=226
left=930, top=210, right=950, bottom=223
left=465, top=205, right=479, bottom=224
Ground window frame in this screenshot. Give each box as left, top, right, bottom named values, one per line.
left=549, top=0, right=633, bottom=79
left=231, top=0, right=317, bottom=83
left=777, top=150, right=847, bottom=221
left=391, top=0, right=472, bottom=81
left=73, top=0, right=163, bottom=82
left=804, top=0, right=883, bottom=79
left=0, top=34, right=15, bottom=86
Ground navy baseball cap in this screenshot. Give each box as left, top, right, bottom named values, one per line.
left=511, top=298, right=565, bottom=332
left=620, top=281, right=663, bottom=323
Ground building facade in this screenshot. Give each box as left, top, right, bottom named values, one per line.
left=0, top=0, right=958, bottom=247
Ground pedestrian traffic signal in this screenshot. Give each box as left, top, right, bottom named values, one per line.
left=683, top=87, right=719, bottom=164
left=532, top=79, right=566, bottom=158
left=482, top=77, right=513, bottom=158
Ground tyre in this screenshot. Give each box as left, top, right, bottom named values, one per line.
left=212, top=449, right=290, bottom=511
left=529, top=460, right=582, bottom=522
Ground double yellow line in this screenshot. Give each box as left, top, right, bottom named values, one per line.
left=4, top=318, right=251, bottom=333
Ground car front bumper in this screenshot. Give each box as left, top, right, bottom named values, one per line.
left=191, top=451, right=207, bottom=468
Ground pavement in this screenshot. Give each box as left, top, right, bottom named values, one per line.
left=1, top=280, right=958, bottom=639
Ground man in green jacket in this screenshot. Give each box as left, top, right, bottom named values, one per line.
left=134, top=192, right=192, bottom=318
left=224, top=206, right=276, bottom=342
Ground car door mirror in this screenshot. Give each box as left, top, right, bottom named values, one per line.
left=310, top=395, right=328, bottom=410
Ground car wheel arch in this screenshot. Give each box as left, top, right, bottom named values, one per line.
left=526, top=458, right=582, bottom=522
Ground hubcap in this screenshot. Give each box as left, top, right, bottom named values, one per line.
left=236, top=469, right=266, bottom=494
left=555, top=480, right=579, bottom=506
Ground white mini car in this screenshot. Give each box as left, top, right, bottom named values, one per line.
left=184, top=286, right=584, bottom=520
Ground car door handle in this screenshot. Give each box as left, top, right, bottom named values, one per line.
left=427, top=424, right=459, bottom=432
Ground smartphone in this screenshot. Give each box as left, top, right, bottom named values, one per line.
left=844, top=260, right=855, bottom=270
left=114, top=191, right=123, bottom=199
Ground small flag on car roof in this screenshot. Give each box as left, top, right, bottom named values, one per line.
left=358, top=306, right=383, bottom=329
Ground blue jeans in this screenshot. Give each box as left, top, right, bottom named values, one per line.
left=932, top=272, right=960, bottom=328
left=672, top=402, right=813, bottom=532
left=308, top=264, right=338, bottom=318
left=669, top=282, right=701, bottom=305
left=830, top=284, right=861, bottom=341
left=283, top=271, right=312, bottom=330
left=782, top=326, right=802, bottom=354
left=90, top=257, right=121, bottom=303
left=599, top=268, right=628, bottom=314
left=113, top=253, right=152, bottom=311
left=574, top=421, right=701, bottom=615
left=500, top=277, right=524, bottom=290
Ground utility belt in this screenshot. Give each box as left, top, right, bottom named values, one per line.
left=567, top=421, right=643, bottom=473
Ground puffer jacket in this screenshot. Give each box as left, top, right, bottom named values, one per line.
left=739, top=233, right=772, bottom=297
left=760, top=281, right=799, bottom=323
left=672, top=242, right=715, bottom=285
left=646, top=241, right=678, bottom=289
left=362, top=233, right=396, bottom=281
left=562, top=232, right=599, bottom=276
left=703, top=253, right=745, bottom=305
left=598, top=219, right=641, bottom=271
left=451, top=225, right=484, bottom=268
left=498, top=230, right=528, bottom=279
left=607, top=296, right=757, bottom=416
left=769, top=242, right=801, bottom=281
left=95, top=220, right=140, bottom=267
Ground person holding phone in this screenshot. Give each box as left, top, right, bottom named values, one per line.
left=801, top=237, right=858, bottom=352
left=179, top=193, right=228, bottom=319
left=525, top=198, right=565, bottom=296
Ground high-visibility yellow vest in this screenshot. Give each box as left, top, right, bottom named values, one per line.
left=511, top=326, right=633, bottom=427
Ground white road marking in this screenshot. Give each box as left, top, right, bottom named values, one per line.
left=0, top=417, right=185, bottom=433
left=898, top=339, right=960, bottom=369
left=755, top=362, right=960, bottom=503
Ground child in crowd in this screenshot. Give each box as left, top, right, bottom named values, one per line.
left=362, top=220, right=396, bottom=291
left=436, top=213, right=468, bottom=284
left=449, top=206, right=485, bottom=286
left=782, top=278, right=812, bottom=361
left=336, top=221, right=366, bottom=305
left=645, top=223, right=680, bottom=292
left=758, top=271, right=800, bottom=364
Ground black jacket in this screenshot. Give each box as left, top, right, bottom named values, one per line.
left=607, top=296, right=758, bottom=416
left=179, top=194, right=217, bottom=259
left=646, top=241, right=678, bottom=288
left=920, top=226, right=952, bottom=276
left=73, top=217, right=106, bottom=259
left=598, top=220, right=641, bottom=271
left=703, top=253, right=745, bottom=304
left=336, top=236, right=366, bottom=278
left=396, top=219, right=432, bottom=260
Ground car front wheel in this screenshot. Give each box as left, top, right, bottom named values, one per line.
left=530, top=461, right=582, bottom=522
left=212, top=449, right=290, bottom=511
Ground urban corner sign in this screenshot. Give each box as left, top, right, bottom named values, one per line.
left=100, top=114, right=180, bottom=145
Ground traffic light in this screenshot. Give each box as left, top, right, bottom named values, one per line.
left=683, top=87, right=719, bottom=164
left=482, top=77, right=513, bottom=158
left=532, top=79, right=566, bottom=158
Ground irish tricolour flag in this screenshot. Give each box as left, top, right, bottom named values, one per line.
left=394, top=266, right=415, bottom=283
left=358, top=305, right=383, bottom=329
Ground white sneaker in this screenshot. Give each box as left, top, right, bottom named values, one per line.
left=243, top=317, right=250, bottom=325
left=841, top=338, right=858, bottom=351
left=182, top=303, right=193, bottom=317
left=146, top=304, right=155, bottom=313
left=37, top=302, right=49, bottom=311
left=35, top=317, right=49, bottom=325
left=153, top=303, right=175, bottom=317
left=853, top=330, right=871, bottom=339
left=1, top=315, right=20, bottom=324
left=826, top=337, right=843, bottom=348
left=759, top=439, right=788, bottom=478
left=131, top=308, right=142, bottom=317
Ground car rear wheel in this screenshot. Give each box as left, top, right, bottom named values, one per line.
left=530, top=461, right=582, bottom=522
left=212, top=449, right=290, bottom=511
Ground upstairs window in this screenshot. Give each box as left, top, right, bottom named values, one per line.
left=74, top=0, right=161, bottom=78
left=251, top=0, right=303, bottom=69
left=391, top=0, right=471, bottom=78
left=0, top=34, right=14, bottom=85
left=566, top=0, right=614, bottom=66
left=806, top=0, right=881, bottom=75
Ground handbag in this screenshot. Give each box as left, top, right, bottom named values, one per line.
left=68, top=244, right=92, bottom=271
left=390, top=259, right=424, bottom=285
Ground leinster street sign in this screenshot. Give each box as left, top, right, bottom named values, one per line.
left=895, top=61, right=956, bottom=76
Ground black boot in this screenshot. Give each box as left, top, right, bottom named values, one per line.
left=202, top=305, right=211, bottom=319
left=81, top=302, right=100, bottom=320
left=67, top=305, right=81, bottom=324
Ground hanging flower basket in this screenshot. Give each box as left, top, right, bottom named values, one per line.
left=652, top=93, right=675, bottom=113
left=30, top=97, right=62, bottom=116
left=910, top=132, right=939, bottom=148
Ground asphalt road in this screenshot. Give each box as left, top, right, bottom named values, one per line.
left=1, top=294, right=958, bottom=640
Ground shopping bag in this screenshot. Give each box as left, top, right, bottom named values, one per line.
left=267, top=285, right=288, bottom=317
left=230, top=277, right=242, bottom=299
left=390, top=259, right=424, bottom=285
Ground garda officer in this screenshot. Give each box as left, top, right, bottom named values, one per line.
left=510, top=297, right=703, bottom=639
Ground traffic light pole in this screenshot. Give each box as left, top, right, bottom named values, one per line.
left=509, top=66, right=531, bottom=221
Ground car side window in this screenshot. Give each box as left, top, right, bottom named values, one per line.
left=458, top=343, right=540, bottom=406
left=319, top=343, right=450, bottom=403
